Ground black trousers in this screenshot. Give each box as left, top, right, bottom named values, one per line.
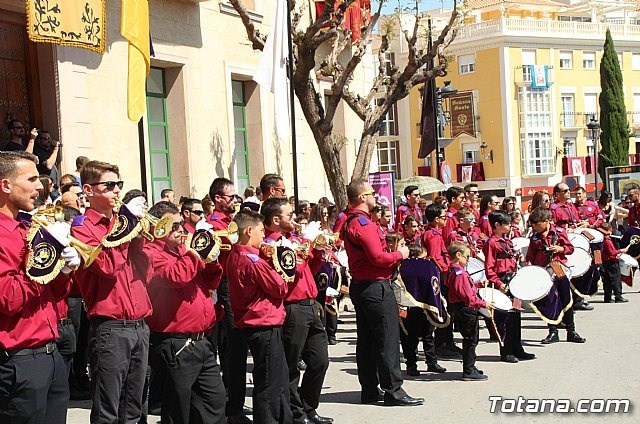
left=450, top=303, right=479, bottom=375
left=349, top=280, right=406, bottom=400
left=499, top=311, right=525, bottom=357
left=0, top=348, right=69, bottom=424
left=88, top=318, right=149, bottom=424
left=244, top=326, right=292, bottom=424
left=215, top=278, right=249, bottom=417
left=150, top=335, right=226, bottom=424
left=399, top=307, right=437, bottom=367
left=68, top=297, right=89, bottom=389
left=548, top=308, right=575, bottom=333
left=601, top=261, right=623, bottom=300
left=283, top=302, right=329, bottom=421
left=55, top=321, right=76, bottom=378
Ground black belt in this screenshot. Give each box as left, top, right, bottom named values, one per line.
left=90, top=317, right=146, bottom=328
left=2, top=342, right=57, bottom=357
left=152, top=331, right=208, bottom=341
left=352, top=279, right=391, bottom=285
left=58, top=318, right=73, bottom=326
left=284, top=298, right=314, bottom=306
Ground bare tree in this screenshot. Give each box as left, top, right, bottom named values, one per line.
left=229, top=0, right=458, bottom=209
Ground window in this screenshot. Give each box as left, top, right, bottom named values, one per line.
left=583, top=51, right=596, bottom=70
left=584, top=93, right=598, bottom=124
left=633, top=53, right=640, bottom=71
left=561, top=94, right=575, bottom=127
left=146, top=68, right=172, bottom=203
left=559, top=51, right=573, bottom=69
left=634, top=93, right=640, bottom=125
left=558, top=15, right=592, bottom=22
left=458, top=54, right=475, bottom=74
left=377, top=99, right=398, bottom=136
left=522, top=49, right=536, bottom=82
left=563, top=137, right=577, bottom=157
left=518, top=86, right=554, bottom=175
left=463, top=147, right=479, bottom=163
left=376, top=140, right=399, bottom=173
left=232, top=80, right=250, bottom=195
left=586, top=139, right=594, bottom=157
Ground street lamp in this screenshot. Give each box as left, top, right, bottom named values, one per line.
left=586, top=118, right=601, bottom=198
left=436, top=81, right=458, bottom=179
left=480, top=141, right=494, bottom=163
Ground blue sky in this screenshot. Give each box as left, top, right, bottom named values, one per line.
left=374, top=0, right=456, bottom=15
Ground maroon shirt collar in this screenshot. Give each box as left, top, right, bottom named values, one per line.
left=0, top=211, right=23, bottom=232
left=84, top=207, right=112, bottom=226
left=234, top=244, right=259, bottom=255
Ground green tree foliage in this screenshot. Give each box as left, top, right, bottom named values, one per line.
left=598, top=29, right=629, bottom=181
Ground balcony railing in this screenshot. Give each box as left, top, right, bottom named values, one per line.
left=559, top=111, right=640, bottom=129
left=454, top=17, right=640, bottom=43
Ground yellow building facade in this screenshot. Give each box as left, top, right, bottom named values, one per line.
left=404, top=1, right=640, bottom=203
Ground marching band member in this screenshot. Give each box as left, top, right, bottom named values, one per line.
left=394, top=185, right=422, bottom=234
left=447, top=241, right=494, bottom=381
left=508, top=210, right=523, bottom=238
left=526, top=207, right=586, bottom=345
left=624, top=188, right=640, bottom=227
left=206, top=177, right=249, bottom=424
left=598, top=222, right=629, bottom=303
left=549, top=183, right=580, bottom=229
left=71, top=160, right=151, bottom=423
left=226, top=209, right=293, bottom=424
left=180, top=197, right=205, bottom=234
left=446, top=207, right=480, bottom=257
left=442, top=186, right=466, bottom=242
left=574, top=187, right=604, bottom=229
left=401, top=215, right=421, bottom=246
left=341, top=180, right=423, bottom=407
left=0, top=151, right=76, bottom=423
left=423, top=203, right=460, bottom=359
left=378, top=205, right=393, bottom=235
left=261, top=197, right=333, bottom=424
left=463, top=183, right=481, bottom=221
left=144, top=201, right=226, bottom=424
left=478, top=194, right=501, bottom=239
left=483, top=211, right=535, bottom=363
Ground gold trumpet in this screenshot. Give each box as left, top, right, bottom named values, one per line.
left=212, top=222, right=239, bottom=250
left=31, top=206, right=103, bottom=269
left=112, top=197, right=173, bottom=242
left=313, top=232, right=339, bottom=249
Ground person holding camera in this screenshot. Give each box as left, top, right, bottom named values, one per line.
left=33, top=130, right=61, bottom=181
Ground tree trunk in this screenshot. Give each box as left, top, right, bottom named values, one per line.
left=313, top=132, right=348, bottom=211
left=351, top=133, right=377, bottom=182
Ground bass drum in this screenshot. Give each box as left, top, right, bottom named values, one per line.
left=574, top=228, right=604, bottom=244
left=478, top=287, right=513, bottom=318
left=466, top=257, right=485, bottom=283
left=568, top=233, right=591, bottom=252
left=508, top=265, right=553, bottom=301
left=566, top=247, right=591, bottom=278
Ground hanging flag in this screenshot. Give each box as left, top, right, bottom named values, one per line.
left=531, top=65, right=549, bottom=89
left=121, top=0, right=150, bottom=122
left=27, top=0, right=106, bottom=53
left=418, top=21, right=437, bottom=159
left=254, top=0, right=291, bottom=142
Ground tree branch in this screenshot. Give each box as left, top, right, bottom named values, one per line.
left=228, top=0, right=266, bottom=50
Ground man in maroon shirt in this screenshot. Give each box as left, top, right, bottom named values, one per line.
left=626, top=188, right=640, bottom=227
left=394, top=185, right=422, bottom=233
left=341, top=180, right=423, bottom=407
left=143, top=201, right=226, bottom=424
left=446, top=207, right=480, bottom=258
left=550, top=182, right=580, bottom=229
left=205, top=177, right=250, bottom=423
left=180, top=197, right=205, bottom=234
left=442, top=186, right=466, bottom=242
left=71, top=160, right=152, bottom=423
left=574, top=187, right=604, bottom=228
left=478, top=194, right=500, bottom=240
left=0, top=151, right=75, bottom=423
left=463, top=183, right=481, bottom=221
left=227, top=209, right=292, bottom=424
left=260, top=173, right=287, bottom=200
left=598, top=223, right=629, bottom=303
left=261, top=197, right=333, bottom=424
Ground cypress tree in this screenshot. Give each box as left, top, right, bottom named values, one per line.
left=598, top=29, right=630, bottom=182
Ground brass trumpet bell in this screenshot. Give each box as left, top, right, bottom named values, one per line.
left=213, top=222, right=239, bottom=250
left=69, top=235, right=103, bottom=267
left=140, top=214, right=173, bottom=241
left=314, top=232, right=339, bottom=249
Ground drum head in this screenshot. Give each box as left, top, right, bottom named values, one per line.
left=576, top=228, right=604, bottom=244
left=619, top=253, right=639, bottom=277
left=569, top=233, right=591, bottom=252
left=512, top=237, right=530, bottom=251
left=509, top=265, right=553, bottom=301
left=566, top=247, right=591, bottom=278
left=478, top=287, right=513, bottom=312
left=466, top=257, right=486, bottom=283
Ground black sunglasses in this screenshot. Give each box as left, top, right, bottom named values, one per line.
left=190, top=209, right=205, bottom=216
left=88, top=180, right=124, bottom=191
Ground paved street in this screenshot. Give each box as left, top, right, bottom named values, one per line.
left=68, top=285, right=640, bottom=423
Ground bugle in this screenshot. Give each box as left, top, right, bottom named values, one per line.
left=212, top=222, right=239, bottom=250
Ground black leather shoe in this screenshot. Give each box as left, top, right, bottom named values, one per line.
left=604, top=298, right=612, bottom=303
left=307, top=413, right=334, bottom=424
left=615, top=296, right=629, bottom=303
left=500, top=355, right=519, bottom=363
left=515, top=352, right=536, bottom=360
left=361, top=390, right=384, bottom=404
left=473, top=367, right=484, bottom=375
left=383, top=394, right=425, bottom=406
left=541, top=332, right=559, bottom=344
left=573, top=302, right=594, bottom=311
left=567, top=331, right=586, bottom=343
left=328, top=338, right=337, bottom=345
left=427, top=364, right=446, bottom=373
left=243, top=406, right=253, bottom=415
left=463, top=369, right=488, bottom=381
left=406, top=365, right=420, bottom=376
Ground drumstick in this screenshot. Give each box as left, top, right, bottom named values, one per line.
left=488, top=283, right=504, bottom=348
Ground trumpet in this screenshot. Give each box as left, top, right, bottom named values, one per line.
left=112, top=197, right=173, bottom=242
left=211, top=222, right=239, bottom=250
left=30, top=206, right=103, bottom=269
left=313, top=232, right=339, bottom=249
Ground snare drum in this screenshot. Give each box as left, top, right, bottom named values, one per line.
left=478, top=287, right=513, bottom=317
left=619, top=253, right=639, bottom=277
left=466, top=257, right=486, bottom=283
left=566, top=247, right=592, bottom=278
left=568, top=233, right=591, bottom=252
left=508, top=265, right=553, bottom=301
left=575, top=228, right=604, bottom=244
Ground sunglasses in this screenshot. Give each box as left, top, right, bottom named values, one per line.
left=361, top=190, right=376, bottom=197
left=468, top=191, right=479, bottom=194
left=558, top=189, right=571, bottom=194
left=491, top=201, right=500, bottom=205
left=190, top=209, right=205, bottom=216
left=88, top=180, right=124, bottom=191
left=462, top=217, right=476, bottom=222
left=171, top=221, right=184, bottom=232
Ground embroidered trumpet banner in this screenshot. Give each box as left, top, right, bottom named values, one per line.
left=27, top=0, right=106, bottom=53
